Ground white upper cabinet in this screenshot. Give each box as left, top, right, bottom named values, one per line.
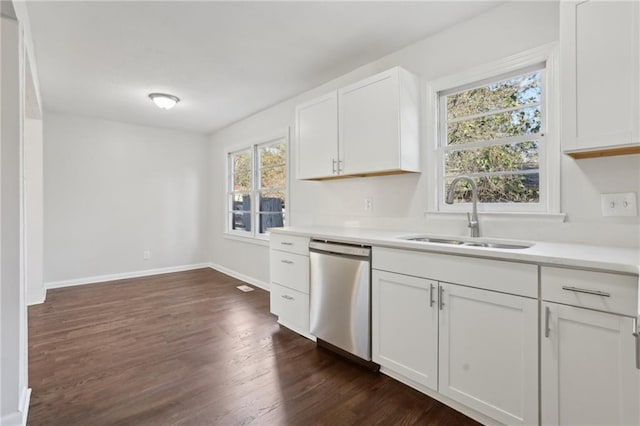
left=295, top=92, right=339, bottom=180
left=295, top=66, right=420, bottom=180
left=561, top=0, right=640, bottom=158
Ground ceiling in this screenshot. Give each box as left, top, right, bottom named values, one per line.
left=26, top=1, right=503, bottom=134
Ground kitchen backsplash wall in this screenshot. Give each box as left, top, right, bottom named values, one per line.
left=209, top=1, right=638, bottom=285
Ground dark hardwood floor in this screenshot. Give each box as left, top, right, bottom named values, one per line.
left=28, top=268, right=480, bottom=425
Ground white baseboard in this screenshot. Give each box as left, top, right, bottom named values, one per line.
left=45, top=263, right=212, bottom=290
left=27, top=288, right=46, bottom=306
left=1, top=387, right=31, bottom=426
left=209, top=262, right=270, bottom=291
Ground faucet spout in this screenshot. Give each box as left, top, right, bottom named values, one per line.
left=445, top=175, right=480, bottom=238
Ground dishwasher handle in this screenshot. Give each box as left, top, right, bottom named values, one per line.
left=309, top=241, right=371, bottom=258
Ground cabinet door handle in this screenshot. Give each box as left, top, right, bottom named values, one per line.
left=545, top=306, right=551, bottom=338
left=633, top=317, right=639, bottom=370
left=281, top=294, right=294, bottom=301
left=280, top=242, right=293, bottom=246
left=281, top=259, right=294, bottom=264
left=439, top=286, right=444, bottom=310
left=338, top=159, right=343, bottom=173
left=332, top=158, right=337, bottom=174
left=561, top=286, right=610, bottom=297
left=429, top=283, right=435, bottom=308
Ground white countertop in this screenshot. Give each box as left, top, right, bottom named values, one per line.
left=271, top=226, right=640, bottom=275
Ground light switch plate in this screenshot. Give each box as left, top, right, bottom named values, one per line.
left=601, top=192, right=637, bottom=217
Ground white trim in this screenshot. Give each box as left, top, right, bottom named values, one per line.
left=223, top=232, right=270, bottom=247
left=0, top=387, right=31, bottom=426
left=26, top=287, right=46, bottom=306
left=209, top=262, right=270, bottom=291
left=426, top=42, right=561, bottom=215
left=45, top=263, right=211, bottom=290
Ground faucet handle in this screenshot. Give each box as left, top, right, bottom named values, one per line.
left=466, top=212, right=472, bottom=227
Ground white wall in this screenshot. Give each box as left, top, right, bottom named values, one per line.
left=209, top=1, right=640, bottom=286
left=43, top=112, right=210, bottom=285
left=25, top=117, right=44, bottom=304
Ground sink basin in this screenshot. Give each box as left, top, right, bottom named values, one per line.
left=402, top=236, right=533, bottom=250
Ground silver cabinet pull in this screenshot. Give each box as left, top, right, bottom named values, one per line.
left=280, top=259, right=294, bottom=264
left=633, top=317, right=639, bottom=370
left=332, top=158, right=337, bottom=174
left=439, top=286, right=444, bottom=310
left=338, top=159, right=343, bottom=173
left=429, top=283, right=435, bottom=308
left=545, top=306, right=551, bottom=338
left=561, top=286, right=611, bottom=297
left=280, top=242, right=293, bottom=246
left=281, top=294, right=294, bottom=301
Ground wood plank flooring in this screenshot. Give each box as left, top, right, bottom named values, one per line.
left=28, top=268, right=480, bottom=426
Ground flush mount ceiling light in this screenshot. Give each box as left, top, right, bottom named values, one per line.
left=148, top=93, right=180, bottom=110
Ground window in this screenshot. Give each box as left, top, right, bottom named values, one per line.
left=228, top=135, right=287, bottom=238
left=435, top=58, right=556, bottom=213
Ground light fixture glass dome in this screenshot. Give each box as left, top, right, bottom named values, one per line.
left=148, top=93, right=180, bottom=110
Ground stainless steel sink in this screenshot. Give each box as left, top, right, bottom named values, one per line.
left=402, top=236, right=533, bottom=249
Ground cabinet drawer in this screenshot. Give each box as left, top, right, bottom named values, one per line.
left=373, top=247, right=538, bottom=298
left=270, top=284, right=310, bottom=335
left=541, top=267, right=638, bottom=316
left=270, top=250, right=309, bottom=293
left=270, top=234, right=310, bottom=256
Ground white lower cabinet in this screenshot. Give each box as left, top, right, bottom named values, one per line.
left=372, top=267, right=538, bottom=425
left=372, top=270, right=438, bottom=390
left=541, top=302, right=640, bottom=425
left=438, top=282, right=538, bottom=425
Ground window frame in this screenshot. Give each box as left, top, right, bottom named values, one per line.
left=426, top=43, right=560, bottom=215
left=225, top=130, right=289, bottom=240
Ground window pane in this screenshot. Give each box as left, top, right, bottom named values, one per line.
left=258, top=191, right=285, bottom=233
left=447, top=106, right=541, bottom=146
left=447, top=71, right=542, bottom=120
left=260, top=165, right=286, bottom=190
left=445, top=141, right=539, bottom=176
left=230, top=193, right=251, bottom=212
left=230, top=212, right=252, bottom=232
left=231, top=150, right=252, bottom=191
left=258, top=142, right=286, bottom=190
left=445, top=174, right=539, bottom=204
left=259, top=142, right=286, bottom=168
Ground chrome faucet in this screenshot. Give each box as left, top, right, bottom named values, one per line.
left=445, top=176, right=480, bottom=238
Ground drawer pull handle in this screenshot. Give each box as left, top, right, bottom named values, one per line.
left=633, top=317, right=639, bottom=370
left=281, top=260, right=294, bottom=264
left=281, top=295, right=294, bottom=301
left=280, top=242, right=293, bottom=246
left=429, top=283, right=435, bottom=308
left=561, top=286, right=610, bottom=297
left=545, top=306, right=551, bottom=338
left=439, top=286, right=444, bottom=310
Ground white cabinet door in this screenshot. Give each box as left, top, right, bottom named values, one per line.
left=295, top=91, right=338, bottom=179
left=562, top=0, right=640, bottom=154
left=541, top=302, right=640, bottom=426
left=338, top=67, right=419, bottom=176
left=438, top=283, right=538, bottom=425
left=372, top=270, right=438, bottom=391
left=339, top=69, right=400, bottom=175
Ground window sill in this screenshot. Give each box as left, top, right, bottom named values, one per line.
left=424, top=211, right=567, bottom=223
left=223, top=232, right=270, bottom=247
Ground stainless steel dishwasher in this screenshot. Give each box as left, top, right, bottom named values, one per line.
left=309, top=240, right=372, bottom=361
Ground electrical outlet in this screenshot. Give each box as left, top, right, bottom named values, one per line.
left=601, top=192, right=637, bottom=217
left=143, top=250, right=151, bottom=260
left=364, top=197, right=373, bottom=212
